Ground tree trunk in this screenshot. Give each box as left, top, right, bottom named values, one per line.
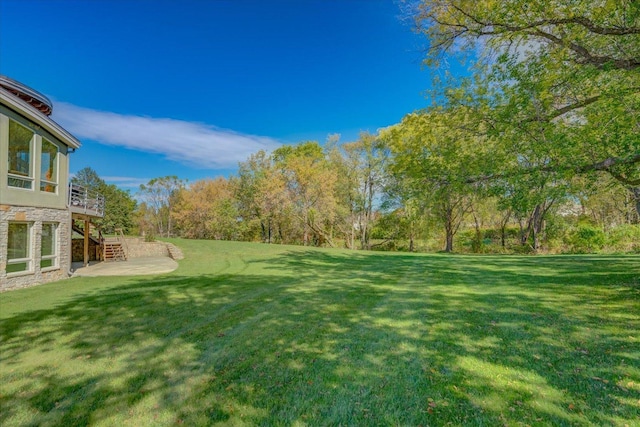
left=303, top=211, right=309, bottom=246
left=471, top=208, right=482, bottom=253
left=522, top=201, right=553, bottom=252
left=444, top=206, right=455, bottom=252
left=531, top=204, right=543, bottom=252
left=630, top=187, right=640, bottom=222
left=409, top=232, right=415, bottom=252
left=499, top=210, right=511, bottom=248
left=260, top=221, right=267, bottom=243
left=444, top=228, right=454, bottom=252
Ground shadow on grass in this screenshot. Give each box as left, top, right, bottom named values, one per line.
left=1, top=249, right=639, bottom=425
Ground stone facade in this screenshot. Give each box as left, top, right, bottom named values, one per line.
left=0, top=205, right=71, bottom=291
left=124, top=237, right=170, bottom=258
left=72, top=238, right=100, bottom=262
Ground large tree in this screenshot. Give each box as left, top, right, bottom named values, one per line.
left=173, top=177, right=240, bottom=240
left=343, top=132, right=388, bottom=250
left=382, top=107, right=489, bottom=252
left=236, top=150, right=290, bottom=243
left=409, top=0, right=640, bottom=213
left=273, top=141, right=339, bottom=247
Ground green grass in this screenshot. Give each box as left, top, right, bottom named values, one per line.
left=1, top=240, right=639, bottom=426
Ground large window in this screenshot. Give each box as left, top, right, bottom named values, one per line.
left=8, top=119, right=35, bottom=189
left=40, top=223, right=58, bottom=269
left=7, top=222, right=32, bottom=274
left=40, top=138, right=58, bottom=193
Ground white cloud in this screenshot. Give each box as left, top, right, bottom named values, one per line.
left=52, top=102, right=282, bottom=169
left=102, top=176, right=151, bottom=188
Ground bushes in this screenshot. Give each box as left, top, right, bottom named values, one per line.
left=454, top=223, right=638, bottom=254
left=605, top=224, right=640, bottom=253
left=568, top=225, right=606, bottom=253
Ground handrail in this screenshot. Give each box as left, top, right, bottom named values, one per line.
left=68, top=183, right=105, bottom=217
left=98, top=229, right=104, bottom=261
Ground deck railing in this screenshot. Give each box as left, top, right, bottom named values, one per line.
left=68, top=183, right=105, bottom=217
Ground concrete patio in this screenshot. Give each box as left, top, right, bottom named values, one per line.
left=71, top=256, right=179, bottom=277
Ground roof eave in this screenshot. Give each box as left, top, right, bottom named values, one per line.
left=0, top=87, right=81, bottom=149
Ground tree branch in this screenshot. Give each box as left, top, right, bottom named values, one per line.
left=451, top=152, right=640, bottom=186
left=434, top=5, right=640, bottom=70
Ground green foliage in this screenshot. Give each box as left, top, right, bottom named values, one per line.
left=605, top=224, right=640, bottom=253
left=568, top=224, right=606, bottom=253
left=71, top=167, right=137, bottom=234
left=143, top=230, right=156, bottom=242
left=138, top=176, right=186, bottom=238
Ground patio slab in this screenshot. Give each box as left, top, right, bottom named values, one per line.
left=71, top=257, right=178, bottom=277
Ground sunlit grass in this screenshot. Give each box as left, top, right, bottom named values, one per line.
left=1, top=239, right=639, bottom=426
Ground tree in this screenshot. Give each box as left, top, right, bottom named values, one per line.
left=71, top=167, right=137, bottom=234
left=382, top=108, right=488, bottom=252
left=236, top=150, right=290, bottom=243
left=173, top=177, right=240, bottom=240
left=138, top=176, right=185, bottom=238
left=408, top=0, right=640, bottom=211
left=272, top=141, right=339, bottom=247
left=340, top=132, right=388, bottom=250
left=379, top=173, right=429, bottom=252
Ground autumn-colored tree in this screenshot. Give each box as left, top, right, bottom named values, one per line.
left=273, top=141, right=339, bottom=246
left=173, top=177, right=240, bottom=240
left=236, top=150, right=290, bottom=243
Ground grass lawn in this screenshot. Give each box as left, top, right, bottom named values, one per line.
left=1, top=240, right=639, bottom=426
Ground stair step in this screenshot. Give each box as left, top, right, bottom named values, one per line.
left=102, top=241, right=127, bottom=262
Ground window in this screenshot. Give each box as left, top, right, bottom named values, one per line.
left=40, top=138, right=58, bottom=193
left=41, top=223, right=58, bottom=269
left=7, top=120, right=35, bottom=189
left=7, top=222, right=32, bottom=274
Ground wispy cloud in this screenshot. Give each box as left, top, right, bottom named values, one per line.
left=52, top=102, right=282, bottom=169
left=102, top=176, right=151, bottom=188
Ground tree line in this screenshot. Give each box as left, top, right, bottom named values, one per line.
left=74, top=0, right=639, bottom=254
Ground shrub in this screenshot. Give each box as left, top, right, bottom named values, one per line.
left=605, top=224, right=640, bottom=253
left=568, top=225, right=605, bottom=253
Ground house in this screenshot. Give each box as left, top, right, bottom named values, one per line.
left=0, top=75, right=104, bottom=291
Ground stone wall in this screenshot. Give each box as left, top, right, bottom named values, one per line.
left=124, top=237, right=170, bottom=258
left=0, top=205, right=71, bottom=291
left=71, top=238, right=100, bottom=262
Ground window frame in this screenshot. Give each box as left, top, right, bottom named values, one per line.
left=40, top=222, right=59, bottom=270
left=39, top=137, right=59, bottom=194
left=7, top=119, right=36, bottom=191
left=7, top=222, right=33, bottom=275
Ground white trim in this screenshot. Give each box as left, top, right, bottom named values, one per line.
left=40, top=137, right=60, bottom=194
left=7, top=119, right=36, bottom=190
left=6, top=221, right=33, bottom=275
left=40, top=222, right=59, bottom=271
left=0, top=87, right=81, bottom=149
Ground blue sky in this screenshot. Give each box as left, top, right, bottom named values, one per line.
left=1, top=0, right=440, bottom=189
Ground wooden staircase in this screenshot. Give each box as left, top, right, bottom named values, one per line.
left=102, top=239, right=126, bottom=261
left=102, top=229, right=128, bottom=262
left=72, top=222, right=101, bottom=245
